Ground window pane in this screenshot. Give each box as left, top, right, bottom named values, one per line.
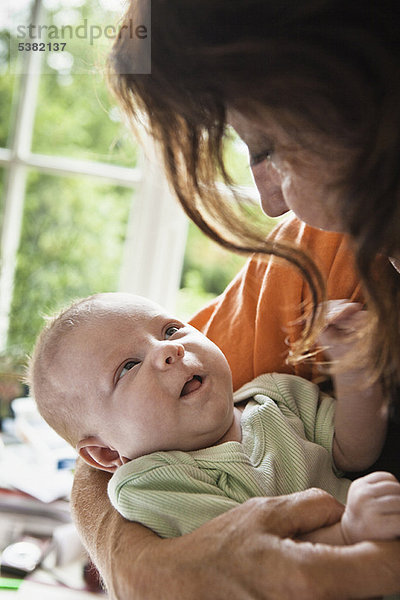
left=0, top=71, right=17, bottom=149
left=32, top=0, right=138, bottom=166
left=8, top=171, right=132, bottom=355
left=33, top=70, right=138, bottom=166
left=223, top=127, right=255, bottom=186
left=0, top=167, right=4, bottom=229
left=177, top=222, right=247, bottom=320
left=0, top=0, right=34, bottom=148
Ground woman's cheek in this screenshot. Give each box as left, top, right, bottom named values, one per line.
left=281, top=175, right=344, bottom=232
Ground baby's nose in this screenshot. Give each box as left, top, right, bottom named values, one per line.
left=152, top=342, right=185, bottom=369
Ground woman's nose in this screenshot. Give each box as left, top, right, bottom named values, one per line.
left=151, top=342, right=185, bottom=370
left=251, top=161, right=289, bottom=218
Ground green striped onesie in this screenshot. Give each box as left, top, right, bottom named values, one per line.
left=108, top=373, right=351, bottom=538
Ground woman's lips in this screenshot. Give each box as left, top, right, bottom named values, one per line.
left=180, top=375, right=203, bottom=397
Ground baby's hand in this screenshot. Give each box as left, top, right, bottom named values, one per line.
left=341, top=472, right=400, bottom=543
left=317, top=300, right=366, bottom=362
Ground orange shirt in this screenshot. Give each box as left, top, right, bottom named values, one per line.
left=189, top=215, right=362, bottom=391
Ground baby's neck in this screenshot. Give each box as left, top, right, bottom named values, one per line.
left=214, top=406, right=243, bottom=446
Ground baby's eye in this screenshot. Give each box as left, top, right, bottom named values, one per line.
left=164, top=325, right=180, bottom=339
left=118, top=360, right=140, bottom=380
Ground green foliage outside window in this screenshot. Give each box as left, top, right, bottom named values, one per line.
left=8, top=172, right=132, bottom=355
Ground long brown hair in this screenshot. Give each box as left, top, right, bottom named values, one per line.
left=109, top=0, right=400, bottom=398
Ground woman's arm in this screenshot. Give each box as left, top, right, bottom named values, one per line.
left=71, top=459, right=400, bottom=600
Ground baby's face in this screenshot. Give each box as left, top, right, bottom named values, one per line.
left=59, top=294, right=233, bottom=459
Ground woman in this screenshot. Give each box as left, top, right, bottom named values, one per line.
left=71, top=1, right=400, bottom=597
left=112, top=0, right=400, bottom=396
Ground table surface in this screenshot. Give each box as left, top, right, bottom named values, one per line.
left=1, top=578, right=104, bottom=598
left=0, top=431, right=107, bottom=598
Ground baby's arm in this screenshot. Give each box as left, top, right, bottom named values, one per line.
left=301, top=472, right=400, bottom=545
left=318, top=300, right=388, bottom=472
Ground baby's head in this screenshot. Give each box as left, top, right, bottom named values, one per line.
left=29, top=293, right=233, bottom=472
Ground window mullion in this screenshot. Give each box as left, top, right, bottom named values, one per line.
left=0, top=0, right=44, bottom=351
left=119, top=144, right=188, bottom=312
left=11, top=0, right=44, bottom=157
left=0, top=166, right=28, bottom=352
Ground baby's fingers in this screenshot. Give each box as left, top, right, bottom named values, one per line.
left=362, top=471, right=400, bottom=496
left=368, top=510, right=400, bottom=539
left=371, top=480, right=400, bottom=499
left=374, top=494, right=400, bottom=515
left=318, top=312, right=366, bottom=345
left=347, top=472, right=400, bottom=506
left=323, top=300, right=365, bottom=328
left=317, top=301, right=367, bottom=356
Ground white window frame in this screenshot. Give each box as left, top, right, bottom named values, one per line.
left=0, top=0, right=188, bottom=352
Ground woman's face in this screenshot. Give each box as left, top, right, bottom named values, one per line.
left=228, top=110, right=346, bottom=232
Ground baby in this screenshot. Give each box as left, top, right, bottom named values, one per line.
left=29, top=292, right=400, bottom=544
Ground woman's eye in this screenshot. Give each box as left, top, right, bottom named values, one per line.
left=118, top=360, right=139, bottom=380
left=164, top=325, right=180, bottom=339
left=249, top=149, right=272, bottom=167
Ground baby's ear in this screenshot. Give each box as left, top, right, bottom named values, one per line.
left=77, top=437, right=125, bottom=473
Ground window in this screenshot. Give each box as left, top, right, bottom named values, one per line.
left=1, top=0, right=188, bottom=358
left=1, top=0, right=264, bottom=362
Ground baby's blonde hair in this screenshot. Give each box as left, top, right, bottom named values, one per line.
left=27, top=296, right=99, bottom=448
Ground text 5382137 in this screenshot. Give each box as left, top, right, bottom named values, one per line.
left=18, top=43, right=66, bottom=52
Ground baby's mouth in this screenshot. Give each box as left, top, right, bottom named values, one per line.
left=180, top=375, right=203, bottom=397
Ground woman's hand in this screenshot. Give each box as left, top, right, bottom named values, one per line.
left=71, top=460, right=400, bottom=600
